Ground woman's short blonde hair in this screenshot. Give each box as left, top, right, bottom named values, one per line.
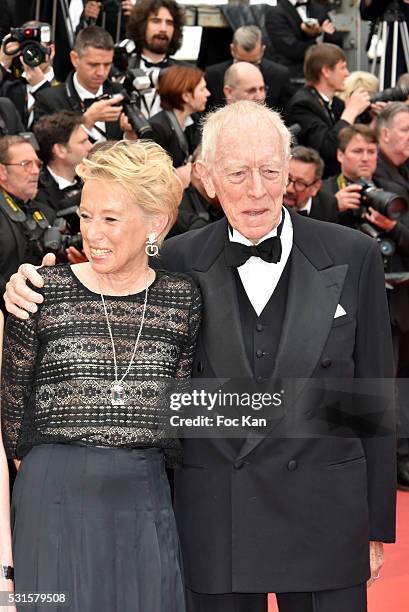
left=76, top=140, right=183, bottom=245
left=338, top=71, right=379, bottom=100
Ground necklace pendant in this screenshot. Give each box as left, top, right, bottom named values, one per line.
left=111, top=383, right=125, bottom=406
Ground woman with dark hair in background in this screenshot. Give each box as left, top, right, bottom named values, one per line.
left=149, top=65, right=210, bottom=186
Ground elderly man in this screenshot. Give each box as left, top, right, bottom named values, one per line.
left=5, top=102, right=396, bottom=612
left=223, top=62, right=267, bottom=104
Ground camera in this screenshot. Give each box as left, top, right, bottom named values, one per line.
left=370, top=84, right=409, bottom=103
left=356, top=178, right=407, bottom=220
left=42, top=203, right=83, bottom=261
left=3, top=25, right=51, bottom=68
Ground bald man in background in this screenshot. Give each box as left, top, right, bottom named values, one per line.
left=223, top=62, right=267, bottom=105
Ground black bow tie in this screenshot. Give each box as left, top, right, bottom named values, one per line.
left=141, top=58, right=169, bottom=70
left=225, top=218, right=284, bottom=267
left=298, top=210, right=309, bottom=216
left=295, top=1, right=308, bottom=6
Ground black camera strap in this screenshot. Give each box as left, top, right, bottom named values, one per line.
left=65, top=75, right=108, bottom=141
left=0, top=189, right=49, bottom=239
left=165, top=111, right=189, bottom=163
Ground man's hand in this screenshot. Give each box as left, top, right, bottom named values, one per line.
left=300, top=22, right=321, bottom=38
left=335, top=184, right=362, bottom=213
left=341, top=88, right=371, bottom=124
left=4, top=253, right=55, bottom=320
left=83, top=95, right=123, bottom=129
left=84, top=1, right=102, bottom=20
left=120, top=112, right=139, bottom=140
left=364, top=206, right=397, bottom=232
left=321, top=19, right=335, bottom=35
left=122, top=0, right=134, bottom=16
left=0, top=35, right=20, bottom=70
left=368, top=541, right=384, bottom=587
left=66, top=247, right=88, bottom=264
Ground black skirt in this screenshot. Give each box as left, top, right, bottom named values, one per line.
left=12, top=444, right=185, bottom=612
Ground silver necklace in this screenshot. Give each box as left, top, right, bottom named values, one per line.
left=100, top=270, right=150, bottom=406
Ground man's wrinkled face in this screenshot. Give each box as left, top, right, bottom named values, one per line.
left=199, top=128, right=287, bottom=243
left=337, top=134, right=378, bottom=181
left=283, top=159, right=320, bottom=210
left=382, top=112, right=409, bottom=164
left=144, top=7, right=174, bottom=55
left=0, top=142, right=41, bottom=202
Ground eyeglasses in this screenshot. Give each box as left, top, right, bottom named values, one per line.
left=2, top=159, right=43, bottom=172
left=287, top=176, right=317, bottom=192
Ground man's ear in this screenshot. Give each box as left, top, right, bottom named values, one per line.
left=380, top=126, right=389, bottom=143
left=230, top=43, right=235, bottom=59
left=0, top=163, right=7, bottom=183
left=195, top=161, right=216, bottom=199
left=223, top=84, right=232, bottom=103
left=70, top=50, right=79, bottom=71
left=311, top=179, right=321, bottom=197
left=53, top=142, right=66, bottom=161
left=336, top=148, right=344, bottom=164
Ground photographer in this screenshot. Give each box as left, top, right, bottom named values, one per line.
left=288, top=44, right=371, bottom=177
left=34, top=111, right=92, bottom=213
left=375, top=102, right=409, bottom=203
left=33, top=26, right=132, bottom=143
left=149, top=65, right=209, bottom=183
left=0, top=21, right=58, bottom=128
left=124, top=0, right=186, bottom=118
left=0, top=135, right=55, bottom=312
left=74, top=1, right=135, bottom=41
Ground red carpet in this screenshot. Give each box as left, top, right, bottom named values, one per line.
left=268, top=491, right=409, bottom=611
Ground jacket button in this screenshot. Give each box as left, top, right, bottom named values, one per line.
left=256, top=323, right=264, bottom=332
left=197, top=361, right=204, bottom=373
left=233, top=461, right=245, bottom=470
left=321, top=358, right=332, bottom=368
left=256, top=349, right=264, bottom=358
left=287, top=460, right=298, bottom=471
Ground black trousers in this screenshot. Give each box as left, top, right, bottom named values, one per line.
left=186, top=583, right=367, bottom=612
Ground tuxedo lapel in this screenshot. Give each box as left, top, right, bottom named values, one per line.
left=281, top=0, right=303, bottom=28
left=195, top=250, right=253, bottom=381
left=237, top=218, right=348, bottom=460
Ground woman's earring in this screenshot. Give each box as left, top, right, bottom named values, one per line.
left=145, top=232, right=159, bottom=257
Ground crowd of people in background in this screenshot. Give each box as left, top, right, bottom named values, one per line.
left=0, top=0, right=409, bottom=609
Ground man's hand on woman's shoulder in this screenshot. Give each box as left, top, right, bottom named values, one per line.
left=4, top=254, right=56, bottom=320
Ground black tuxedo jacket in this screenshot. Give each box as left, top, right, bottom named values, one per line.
left=265, top=0, right=343, bottom=79
left=161, top=211, right=395, bottom=594
left=204, top=58, right=291, bottom=115
left=309, top=190, right=339, bottom=222
left=148, top=110, right=200, bottom=168
left=0, top=77, right=56, bottom=129
left=0, top=97, right=24, bottom=134
left=33, top=73, right=123, bottom=140
left=288, top=86, right=349, bottom=178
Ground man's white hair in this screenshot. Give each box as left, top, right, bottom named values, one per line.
left=201, top=100, right=292, bottom=168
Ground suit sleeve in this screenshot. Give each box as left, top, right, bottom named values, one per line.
left=33, top=88, right=56, bottom=123
left=265, top=8, right=314, bottom=62
left=288, top=97, right=350, bottom=165
left=354, top=239, right=396, bottom=542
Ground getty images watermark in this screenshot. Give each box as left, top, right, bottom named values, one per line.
left=169, top=389, right=283, bottom=429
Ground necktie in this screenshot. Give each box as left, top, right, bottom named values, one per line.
left=141, top=58, right=170, bottom=70
left=225, top=218, right=284, bottom=267
left=298, top=210, right=309, bottom=216
left=295, top=1, right=307, bottom=6
left=323, top=99, right=335, bottom=124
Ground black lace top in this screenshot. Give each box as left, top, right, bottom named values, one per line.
left=1, top=265, right=201, bottom=462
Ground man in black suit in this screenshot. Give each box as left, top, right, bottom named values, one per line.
left=265, top=0, right=342, bottom=84
left=0, top=21, right=58, bottom=129
left=283, top=145, right=338, bottom=221
left=288, top=43, right=371, bottom=178
left=33, top=26, right=130, bottom=143
left=204, top=25, right=291, bottom=115
left=4, top=101, right=396, bottom=611
left=374, top=102, right=409, bottom=203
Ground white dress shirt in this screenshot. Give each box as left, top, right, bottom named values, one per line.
left=73, top=73, right=106, bottom=142
left=47, top=166, right=77, bottom=191
left=288, top=0, right=308, bottom=22
left=298, top=197, right=312, bottom=215
left=229, top=208, right=293, bottom=316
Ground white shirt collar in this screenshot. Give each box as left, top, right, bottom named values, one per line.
left=73, top=72, right=103, bottom=101
left=47, top=166, right=77, bottom=191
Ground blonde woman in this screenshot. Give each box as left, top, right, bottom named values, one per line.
left=1, top=141, right=201, bottom=612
